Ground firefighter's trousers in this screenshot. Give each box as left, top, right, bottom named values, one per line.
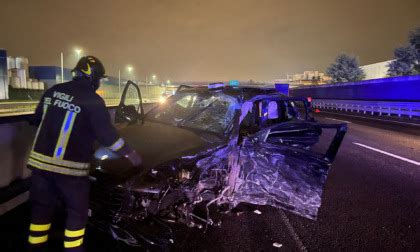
left=28, top=169, right=90, bottom=252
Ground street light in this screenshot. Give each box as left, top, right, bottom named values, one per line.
left=60, top=52, right=64, bottom=83
left=118, top=65, right=134, bottom=96
left=166, top=80, right=171, bottom=85
left=75, top=48, right=83, bottom=58
left=149, top=74, right=157, bottom=84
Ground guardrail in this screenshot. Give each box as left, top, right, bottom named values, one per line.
left=0, top=98, right=158, bottom=117
left=312, top=99, right=420, bottom=118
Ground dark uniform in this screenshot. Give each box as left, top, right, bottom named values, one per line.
left=27, top=56, right=141, bottom=251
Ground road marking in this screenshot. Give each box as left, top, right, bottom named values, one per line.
left=320, top=111, right=420, bottom=127
left=324, top=117, right=352, bottom=124
left=353, top=142, right=420, bottom=166
left=278, top=209, right=307, bottom=251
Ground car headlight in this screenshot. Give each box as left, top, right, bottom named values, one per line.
left=159, top=96, right=167, bottom=104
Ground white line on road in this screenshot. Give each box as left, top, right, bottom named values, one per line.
left=278, top=209, right=307, bottom=251
left=353, top=142, right=420, bottom=166
left=324, top=117, right=352, bottom=124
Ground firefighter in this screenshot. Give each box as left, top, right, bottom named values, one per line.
left=27, top=56, right=142, bottom=252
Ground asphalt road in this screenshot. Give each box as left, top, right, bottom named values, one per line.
left=1, top=113, right=419, bottom=251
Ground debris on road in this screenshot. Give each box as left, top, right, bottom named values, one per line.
left=253, top=210, right=262, bottom=215
left=272, top=242, right=283, bottom=248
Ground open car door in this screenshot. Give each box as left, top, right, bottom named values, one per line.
left=226, top=95, right=347, bottom=220
left=115, top=80, right=144, bottom=124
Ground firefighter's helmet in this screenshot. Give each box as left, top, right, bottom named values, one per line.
left=73, top=56, right=106, bottom=89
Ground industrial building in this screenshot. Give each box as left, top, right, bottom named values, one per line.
left=360, top=60, right=393, bottom=80
left=279, top=60, right=395, bottom=88
left=0, top=49, right=166, bottom=102
left=282, top=71, right=332, bottom=87
left=0, top=49, right=47, bottom=101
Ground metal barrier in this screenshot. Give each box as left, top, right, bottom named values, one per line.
left=312, top=99, right=420, bottom=118
left=0, top=98, right=158, bottom=117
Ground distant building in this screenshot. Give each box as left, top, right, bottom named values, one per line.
left=282, top=61, right=395, bottom=88
left=283, top=71, right=332, bottom=87
left=360, top=60, right=393, bottom=80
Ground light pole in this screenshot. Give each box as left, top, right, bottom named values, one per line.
left=60, top=52, right=64, bottom=83
left=118, top=69, right=121, bottom=96
left=145, top=74, right=156, bottom=84
left=60, top=48, right=85, bottom=84
left=75, top=48, right=83, bottom=58
left=151, top=74, right=157, bottom=84
left=119, top=65, right=134, bottom=95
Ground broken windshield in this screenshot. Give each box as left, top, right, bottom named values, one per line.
left=146, top=92, right=239, bottom=134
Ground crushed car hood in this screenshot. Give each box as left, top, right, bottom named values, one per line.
left=117, top=121, right=223, bottom=170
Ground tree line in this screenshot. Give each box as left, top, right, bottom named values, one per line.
left=326, top=27, right=420, bottom=83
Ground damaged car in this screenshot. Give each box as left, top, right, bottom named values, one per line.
left=88, top=81, right=347, bottom=249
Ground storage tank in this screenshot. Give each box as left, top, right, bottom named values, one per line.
left=9, top=76, right=21, bottom=88
left=31, top=79, right=39, bottom=90
left=39, top=81, right=45, bottom=90
left=10, top=68, right=27, bottom=89
left=15, top=56, right=29, bottom=74
left=19, top=69, right=27, bottom=89
left=27, top=79, right=33, bottom=89
left=7, top=56, right=15, bottom=70
left=0, top=49, right=9, bottom=99
left=16, top=57, right=29, bottom=89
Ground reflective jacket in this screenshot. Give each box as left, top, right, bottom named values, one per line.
left=28, top=78, right=128, bottom=176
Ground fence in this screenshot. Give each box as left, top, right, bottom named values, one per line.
left=312, top=99, right=420, bottom=118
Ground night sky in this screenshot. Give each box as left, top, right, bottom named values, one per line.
left=1, top=0, right=419, bottom=82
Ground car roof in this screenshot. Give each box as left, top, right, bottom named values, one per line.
left=176, top=85, right=289, bottom=102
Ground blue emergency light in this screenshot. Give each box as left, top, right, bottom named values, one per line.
left=229, top=80, right=239, bottom=87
